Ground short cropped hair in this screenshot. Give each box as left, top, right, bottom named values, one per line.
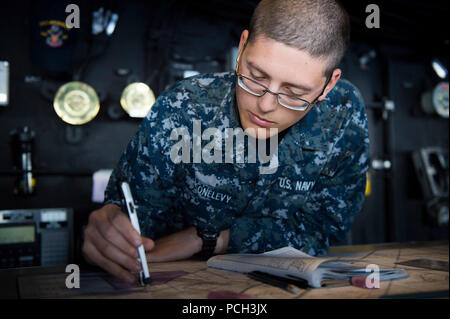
left=248, top=0, right=350, bottom=77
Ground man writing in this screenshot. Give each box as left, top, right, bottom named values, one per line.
left=83, top=0, right=370, bottom=284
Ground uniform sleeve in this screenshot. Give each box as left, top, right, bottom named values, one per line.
left=227, top=94, right=371, bottom=256
left=103, top=89, right=186, bottom=240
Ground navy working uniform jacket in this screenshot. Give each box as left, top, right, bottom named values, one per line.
left=104, top=72, right=370, bottom=256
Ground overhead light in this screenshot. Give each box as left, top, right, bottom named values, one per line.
left=432, top=59, right=448, bottom=79
left=106, top=13, right=119, bottom=36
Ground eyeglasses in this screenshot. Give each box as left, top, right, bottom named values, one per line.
left=235, top=37, right=332, bottom=112
left=236, top=72, right=331, bottom=112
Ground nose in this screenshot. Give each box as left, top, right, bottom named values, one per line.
left=256, top=90, right=278, bottom=113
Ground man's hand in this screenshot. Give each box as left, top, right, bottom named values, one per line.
left=82, top=203, right=155, bottom=284
left=146, top=227, right=230, bottom=262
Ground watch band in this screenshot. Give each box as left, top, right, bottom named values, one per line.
left=196, top=227, right=219, bottom=258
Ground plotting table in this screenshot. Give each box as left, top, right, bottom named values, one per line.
left=0, top=241, right=447, bottom=299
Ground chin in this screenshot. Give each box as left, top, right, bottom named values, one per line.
left=242, top=123, right=280, bottom=140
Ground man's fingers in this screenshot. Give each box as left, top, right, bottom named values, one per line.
left=85, top=224, right=143, bottom=273
left=82, top=240, right=137, bottom=284
left=93, top=215, right=139, bottom=259
left=109, top=209, right=143, bottom=247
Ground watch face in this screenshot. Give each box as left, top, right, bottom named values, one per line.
left=197, top=228, right=218, bottom=238
left=202, top=232, right=218, bottom=239
left=195, top=228, right=218, bottom=258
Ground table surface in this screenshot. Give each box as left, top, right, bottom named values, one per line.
left=0, top=241, right=448, bottom=299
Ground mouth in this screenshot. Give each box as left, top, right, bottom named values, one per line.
left=248, top=111, right=275, bottom=127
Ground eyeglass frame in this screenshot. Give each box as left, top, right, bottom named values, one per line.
left=235, top=38, right=333, bottom=112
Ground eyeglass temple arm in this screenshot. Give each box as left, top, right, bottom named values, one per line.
left=235, top=38, right=248, bottom=73
left=311, top=72, right=333, bottom=105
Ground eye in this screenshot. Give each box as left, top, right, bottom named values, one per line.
left=284, top=87, right=305, bottom=98
left=250, top=73, right=266, bottom=81
left=284, top=95, right=302, bottom=102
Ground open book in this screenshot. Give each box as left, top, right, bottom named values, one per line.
left=207, top=246, right=409, bottom=288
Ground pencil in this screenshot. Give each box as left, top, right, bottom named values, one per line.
left=247, top=271, right=305, bottom=294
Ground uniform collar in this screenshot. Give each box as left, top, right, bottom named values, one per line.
left=206, top=72, right=241, bottom=129
left=276, top=102, right=330, bottom=167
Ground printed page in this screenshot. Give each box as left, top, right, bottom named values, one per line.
left=261, top=246, right=313, bottom=258
left=207, top=254, right=331, bottom=287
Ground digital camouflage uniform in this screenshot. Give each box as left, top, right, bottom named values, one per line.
left=104, top=72, right=370, bottom=256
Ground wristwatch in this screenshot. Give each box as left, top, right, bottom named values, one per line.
left=196, top=227, right=219, bottom=259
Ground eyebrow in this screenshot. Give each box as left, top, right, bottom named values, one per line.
left=246, top=61, right=314, bottom=92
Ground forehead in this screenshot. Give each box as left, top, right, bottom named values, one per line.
left=244, top=36, right=327, bottom=85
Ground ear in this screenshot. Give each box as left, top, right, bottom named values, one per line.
left=237, top=30, right=249, bottom=61
left=317, top=69, right=341, bottom=102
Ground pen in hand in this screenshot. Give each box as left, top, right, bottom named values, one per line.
left=118, top=180, right=152, bottom=286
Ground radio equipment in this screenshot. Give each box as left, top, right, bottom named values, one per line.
left=0, top=208, right=73, bottom=269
